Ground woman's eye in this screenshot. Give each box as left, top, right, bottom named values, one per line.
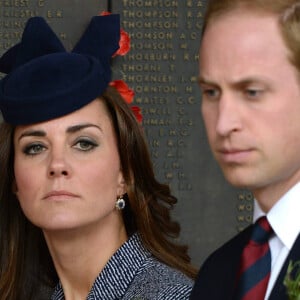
left=23, top=143, right=46, bottom=155
left=73, top=139, right=98, bottom=151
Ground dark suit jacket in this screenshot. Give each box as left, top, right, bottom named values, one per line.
left=190, top=225, right=300, bottom=299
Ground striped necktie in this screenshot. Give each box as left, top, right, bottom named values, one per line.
left=234, top=216, right=273, bottom=300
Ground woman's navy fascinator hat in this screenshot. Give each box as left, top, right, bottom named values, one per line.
left=0, top=15, right=120, bottom=125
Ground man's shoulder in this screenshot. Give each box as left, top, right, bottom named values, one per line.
left=190, top=226, right=253, bottom=300
left=204, top=224, right=253, bottom=267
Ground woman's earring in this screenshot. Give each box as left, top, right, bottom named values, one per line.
left=115, top=195, right=126, bottom=210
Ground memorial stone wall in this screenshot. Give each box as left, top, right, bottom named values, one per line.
left=0, top=0, right=254, bottom=267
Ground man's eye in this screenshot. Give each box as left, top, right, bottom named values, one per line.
left=205, top=89, right=217, bottom=96
left=73, top=139, right=98, bottom=151
left=23, top=143, right=46, bottom=155
left=201, top=87, right=220, bottom=99
left=245, top=89, right=263, bottom=98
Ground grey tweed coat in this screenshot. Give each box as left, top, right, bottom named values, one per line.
left=51, top=233, right=193, bottom=299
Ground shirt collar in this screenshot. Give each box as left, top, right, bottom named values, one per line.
left=253, top=182, right=300, bottom=250
left=51, top=232, right=150, bottom=300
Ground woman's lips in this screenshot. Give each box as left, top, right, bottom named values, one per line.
left=43, top=190, right=79, bottom=201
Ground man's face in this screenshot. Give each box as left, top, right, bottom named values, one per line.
left=199, top=9, right=300, bottom=207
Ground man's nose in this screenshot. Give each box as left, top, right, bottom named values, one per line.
left=216, top=96, right=242, bottom=136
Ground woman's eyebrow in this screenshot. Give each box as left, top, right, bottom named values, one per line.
left=66, top=123, right=102, bottom=134
left=17, top=123, right=103, bottom=142
left=18, top=130, right=46, bottom=141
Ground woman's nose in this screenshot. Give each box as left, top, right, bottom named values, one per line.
left=47, top=151, right=71, bottom=178
left=49, top=169, right=69, bottom=177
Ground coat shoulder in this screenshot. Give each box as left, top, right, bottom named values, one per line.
left=123, top=256, right=194, bottom=300
left=190, top=226, right=253, bottom=300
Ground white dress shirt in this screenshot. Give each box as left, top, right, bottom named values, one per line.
left=253, top=182, right=300, bottom=300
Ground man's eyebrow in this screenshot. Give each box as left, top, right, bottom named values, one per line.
left=198, top=76, right=217, bottom=86
left=198, top=76, right=266, bottom=87
left=231, top=77, right=265, bottom=87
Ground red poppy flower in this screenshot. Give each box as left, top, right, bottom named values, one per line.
left=109, top=80, right=134, bottom=103
left=100, top=11, right=110, bottom=16
left=109, top=80, right=142, bottom=123
left=100, top=11, right=130, bottom=56
left=113, top=28, right=130, bottom=56
left=131, top=106, right=143, bottom=123
left=100, top=12, right=141, bottom=123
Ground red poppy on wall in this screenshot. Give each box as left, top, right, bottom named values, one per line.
left=100, top=11, right=130, bottom=56
left=100, top=11, right=142, bottom=123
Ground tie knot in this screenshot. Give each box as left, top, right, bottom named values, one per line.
left=250, top=216, right=273, bottom=245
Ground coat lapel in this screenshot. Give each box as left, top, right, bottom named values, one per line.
left=269, top=233, right=300, bottom=300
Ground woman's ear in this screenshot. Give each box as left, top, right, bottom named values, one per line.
left=117, top=171, right=127, bottom=196
left=12, top=179, right=18, bottom=195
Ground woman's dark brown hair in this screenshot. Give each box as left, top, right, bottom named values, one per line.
left=0, top=86, right=196, bottom=299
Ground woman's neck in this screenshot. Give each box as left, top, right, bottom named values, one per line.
left=43, top=216, right=127, bottom=300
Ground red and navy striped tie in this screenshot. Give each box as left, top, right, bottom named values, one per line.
left=235, top=216, right=273, bottom=300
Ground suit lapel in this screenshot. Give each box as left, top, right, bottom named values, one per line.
left=269, top=233, right=300, bottom=300
left=220, top=225, right=253, bottom=299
